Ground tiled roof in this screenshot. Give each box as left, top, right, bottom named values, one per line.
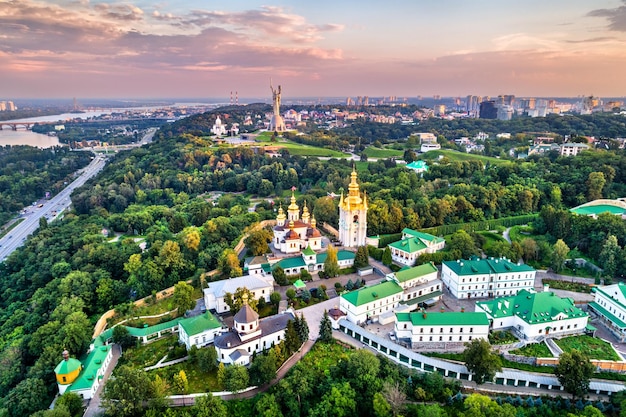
left=396, top=311, right=489, bottom=326
left=179, top=311, right=222, bottom=336
left=341, top=281, right=403, bottom=307
left=443, top=257, right=535, bottom=276
left=476, top=290, right=588, bottom=325
left=393, top=262, right=438, bottom=283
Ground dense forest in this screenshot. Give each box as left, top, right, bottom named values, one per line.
left=0, top=146, right=92, bottom=224
left=2, top=107, right=626, bottom=415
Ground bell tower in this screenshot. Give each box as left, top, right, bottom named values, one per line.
left=338, top=168, right=368, bottom=247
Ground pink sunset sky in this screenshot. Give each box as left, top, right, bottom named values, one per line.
left=1, top=0, right=626, bottom=98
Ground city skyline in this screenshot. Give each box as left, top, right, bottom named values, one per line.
left=2, top=1, right=626, bottom=99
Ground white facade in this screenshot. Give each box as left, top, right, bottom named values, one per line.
left=339, top=281, right=403, bottom=325
left=178, top=313, right=226, bottom=350
left=394, top=312, right=489, bottom=348
left=389, top=229, right=445, bottom=267
left=211, top=116, right=227, bottom=136
left=590, top=283, right=626, bottom=342
left=204, top=275, right=274, bottom=313
left=560, top=143, right=589, bottom=156
left=338, top=169, right=368, bottom=248
left=475, top=290, right=589, bottom=340
left=442, top=257, right=536, bottom=299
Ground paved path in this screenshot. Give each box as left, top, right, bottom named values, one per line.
left=145, top=355, right=189, bottom=371
left=503, top=227, right=512, bottom=244
left=84, top=344, right=121, bottom=417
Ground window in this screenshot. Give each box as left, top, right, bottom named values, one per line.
left=419, top=336, right=423, bottom=341
left=429, top=336, right=433, bottom=341
left=450, top=328, right=453, bottom=333
left=62, top=376, right=66, bottom=383
left=439, top=336, right=443, bottom=341
left=430, top=328, right=433, bottom=333
left=420, top=328, right=424, bottom=333
left=404, top=324, right=407, bottom=329
left=449, top=336, right=453, bottom=341
left=440, top=328, right=443, bottom=333
left=470, top=328, right=473, bottom=333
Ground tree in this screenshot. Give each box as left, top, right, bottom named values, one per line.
left=54, top=392, right=84, bottom=417
left=382, top=381, right=406, bottom=417
left=224, top=287, right=258, bottom=313
left=319, top=310, right=333, bottom=343
left=309, top=382, right=356, bottom=417
left=217, top=248, right=242, bottom=278
left=448, top=230, right=479, bottom=259
left=373, top=392, right=392, bottom=417
left=586, top=171, right=606, bottom=201
left=244, top=228, right=273, bottom=256
left=196, top=346, right=218, bottom=373
left=462, top=339, right=502, bottom=384
left=286, top=288, right=296, bottom=301
left=354, top=245, right=369, bottom=268
left=295, top=314, right=309, bottom=343
left=270, top=291, right=282, bottom=305
left=272, top=266, right=289, bottom=286
left=173, top=370, right=189, bottom=394
left=4, top=378, right=49, bottom=417
left=284, top=320, right=302, bottom=354
left=255, top=394, right=284, bottom=417
left=521, top=238, right=539, bottom=262
left=102, top=365, right=156, bottom=417
left=222, top=364, right=249, bottom=393
left=382, top=247, right=392, bottom=266
left=172, top=281, right=196, bottom=314
left=193, top=394, right=228, bottom=417
left=39, top=216, right=48, bottom=229
left=555, top=349, right=595, bottom=400
left=112, top=325, right=134, bottom=349
left=551, top=239, right=570, bottom=273
left=324, top=245, right=340, bottom=277
left=249, top=348, right=278, bottom=386
left=599, top=234, right=621, bottom=278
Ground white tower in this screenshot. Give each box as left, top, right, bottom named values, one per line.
left=338, top=168, right=368, bottom=247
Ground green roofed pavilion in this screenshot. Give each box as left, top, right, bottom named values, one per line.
left=293, top=279, right=307, bottom=290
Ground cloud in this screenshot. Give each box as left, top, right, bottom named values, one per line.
left=564, top=36, right=617, bottom=44
left=94, top=3, right=144, bottom=22
left=588, top=1, right=626, bottom=32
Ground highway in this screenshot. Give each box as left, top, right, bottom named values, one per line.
left=0, top=155, right=107, bottom=263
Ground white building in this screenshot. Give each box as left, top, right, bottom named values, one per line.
left=388, top=228, right=445, bottom=267
left=395, top=311, right=489, bottom=348
left=214, top=305, right=294, bottom=365
left=178, top=311, right=226, bottom=350
left=420, top=143, right=441, bottom=153
left=475, top=289, right=589, bottom=340
left=211, top=116, right=227, bottom=136
left=590, top=283, right=626, bottom=342
left=442, top=257, right=536, bottom=299
left=204, top=275, right=274, bottom=313
left=340, top=281, right=403, bottom=325
left=54, top=345, right=114, bottom=400
left=340, top=263, right=443, bottom=325
left=560, top=142, right=589, bottom=156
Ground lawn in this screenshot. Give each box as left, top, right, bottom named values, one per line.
left=117, top=334, right=179, bottom=368
left=149, top=360, right=221, bottom=394
left=363, top=146, right=403, bottom=158
left=510, top=342, right=553, bottom=358
left=555, top=335, right=620, bottom=361
left=508, top=225, right=538, bottom=243
left=420, top=149, right=510, bottom=165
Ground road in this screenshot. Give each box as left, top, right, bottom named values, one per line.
left=0, top=155, right=107, bottom=262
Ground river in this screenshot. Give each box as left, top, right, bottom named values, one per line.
left=0, top=103, right=217, bottom=148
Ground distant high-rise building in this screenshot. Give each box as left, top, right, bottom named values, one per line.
left=497, top=105, right=514, bottom=121
left=433, top=94, right=441, bottom=100
left=346, top=97, right=354, bottom=106
left=363, top=96, right=369, bottom=106
left=466, top=95, right=480, bottom=114
left=7, top=101, right=15, bottom=111
left=357, top=96, right=363, bottom=105
left=479, top=101, right=498, bottom=119
left=434, top=104, right=446, bottom=116
left=0, top=101, right=6, bottom=111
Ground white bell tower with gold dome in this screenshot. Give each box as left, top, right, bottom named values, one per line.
left=338, top=168, right=368, bottom=247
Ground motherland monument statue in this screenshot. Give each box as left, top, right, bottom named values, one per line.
left=269, top=79, right=286, bottom=132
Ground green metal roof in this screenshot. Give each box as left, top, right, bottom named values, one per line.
left=293, top=279, right=307, bottom=289
left=275, top=256, right=306, bottom=270
left=341, top=281, right=402, bottom=307
left=476, top=290, right=587, bottom=324
left=589, top=302, right=626, bottom=329
left=570, top=204, right=626, bottom=216
left=302, top=245, right=316, bottom=256
left=317, top=250, right=355, bottom=263
left=443, top=257, right=535, bottom=276
left=396, top=311, right=489, bottom=326
left=389, top=237, right=427, bottom=253
left=54, top=357, right=82, bottom=375
left=179, top=311, right=222, bottom=337
left=402, top=228, right=443, bottom=243
left=69, top=345, right=111, bottom=392
left=394, top=262, right=438, bottom=283
left=406, top=161, right=429, bottom=171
